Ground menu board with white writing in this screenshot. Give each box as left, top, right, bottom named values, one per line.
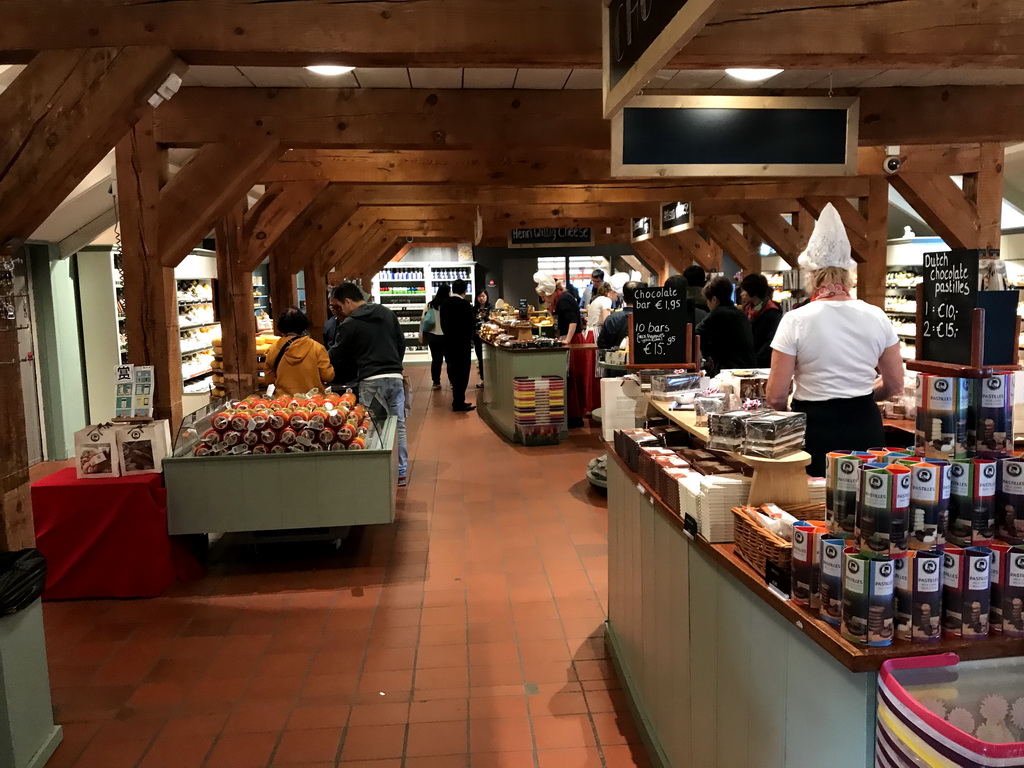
left=921, top=250, right=978, bottom=365
left=630, top=286, right=688, bottom=366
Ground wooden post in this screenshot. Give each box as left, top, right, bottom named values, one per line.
left=701, top=217, right=761, bottom=274
left=963, top=143, right=1005, bottom=250
left=269, top=251, right=297, bottom=322
left=858, top=177, right=889, bottom=309
left=116, top=111, right=184, bottom=428
left=215, top=200, right=257, bottom=399
left=304, top=265, right=328, bottom=342
left=0, top=244, right=34, bottom=550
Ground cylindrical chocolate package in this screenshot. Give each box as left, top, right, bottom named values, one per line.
left=997, top=457, right=1024, bottom=545
left=858, top=463, right=911, bottom=556
left=826, top=452, right=868, bottom=539
left=993, top=544, right=1024, bottom=637
left=948, top=459, right=998, bottom=546
left=915, top=375, right=969, bottom=460
left=818, top=538, right=846, bottom=626
left=868, top=447, right=914, bottom=465
left=792, top=523, right=827, bottom=608
left=906, top=461, right=949, bottom=550
left=942, top=545, right=993, bottom=639
left=969, top=374, right=1013, bottom=455
left=842, top=553, right=895, bottom=647
left=894, top=551, right=942, bottom=642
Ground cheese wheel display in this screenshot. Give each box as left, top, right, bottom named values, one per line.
left=278, top=427, right=298, bottom=446
left=289, top=409, right=311, bottom=430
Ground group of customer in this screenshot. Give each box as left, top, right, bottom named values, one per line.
left=263, top=282, right=409, bottom=486
left=421, top=281, right=492, bottom=412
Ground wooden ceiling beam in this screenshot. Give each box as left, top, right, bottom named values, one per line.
left=157, top=137, right=283, bottom=267
left=635, top=238, right=692, bottom=275
left=328, top=221, right=392, bottom=277
left=673, top=230, right=721, bottom=273
left=887, top=173, right=981, bottom=249
left=741, top=208, right=810, bottom=268
left=4, top=0, right=1024, bottom=70
left=962, top=143, right=1005, bottom=250
left=264, top=145, right=988, bottom=185
left=700, top=217, right=761, bottom=275
left=273, top=185, right=359, bottom=273
left=242, top=180, right=329, bottom=271
left=0, top=46, right=183, bottom=245
left=154, top=87, right=1024, bottom=148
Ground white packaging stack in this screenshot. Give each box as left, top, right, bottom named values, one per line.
left=699, top=474, right=751, bottom=542
left=808, top=477, right=827, bottom=506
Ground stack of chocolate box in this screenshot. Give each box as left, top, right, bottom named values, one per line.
left=707, top=410, right=765, bottom=452
left=742, top=411, right=807, bottom=459
left=614, top=429, right=659, bottom=473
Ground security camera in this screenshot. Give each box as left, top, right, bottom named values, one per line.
left=405, top=236, right=415, bottom=244
left=883, top=155, right=902, bottom=174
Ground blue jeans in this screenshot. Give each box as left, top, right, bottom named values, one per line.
left=360, top=377, right=407, bottom=478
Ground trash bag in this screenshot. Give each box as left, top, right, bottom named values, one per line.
left=0, top=549, right=46, bottom=615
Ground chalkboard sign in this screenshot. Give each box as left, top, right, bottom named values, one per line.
left=660, top=202, right=692, bottom=236
left=606, top=0, right=691, bottom=90
left=921, top=249, right=979, bottom=365
left=630, top=285, right=689, bottom=366
left=631, top=217, right=653, bottom=243
left=508, top=227, right=594, bottom=249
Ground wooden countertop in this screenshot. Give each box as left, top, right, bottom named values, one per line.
left=607, top=446, right=1024, bottom=673
left=648, top=399, right=812, bottom=469
left=884, top=418, right=915, bottom=435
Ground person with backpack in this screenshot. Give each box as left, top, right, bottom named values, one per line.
left=262, top=308, right=335, bottom=396
left=422, top=284, right=449, bottom=390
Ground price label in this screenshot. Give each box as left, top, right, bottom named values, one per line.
left=764, top=561, right=791, bottom=601
left=683, top=514, right=698, bottom=540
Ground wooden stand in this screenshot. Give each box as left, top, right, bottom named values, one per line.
left=649, top=400, right=811, bottom=507
left=910, top=283, right=1021, bottom=378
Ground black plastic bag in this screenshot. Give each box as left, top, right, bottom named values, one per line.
left=0, top=549, right=46, bottom=615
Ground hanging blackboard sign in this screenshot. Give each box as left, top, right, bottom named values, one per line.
left=631, top=217, right=653, bottom=243
left=978, top=290, right=1019, bottom=366
left=630, top=285, right=688, bottom=366
left=921, top=250, right=979, bottom=365
left=660, top=202, right=692, bottom=236
left=508, top=227, right=594, bottom=249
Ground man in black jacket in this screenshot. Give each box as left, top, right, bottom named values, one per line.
left=330, top=283, right=408, bottom=484
left=440, top=278, right=476, bottom=412
left=598, top=280, right=645, bottom=350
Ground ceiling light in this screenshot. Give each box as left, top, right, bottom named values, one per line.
left=305, top=65, right=354, bottom=76
left=725, top=68, right=783, bottom=82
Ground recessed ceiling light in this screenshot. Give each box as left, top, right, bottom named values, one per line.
left=305, top=65, right=355, bottom=76
left=725, top=68, right=784, bottom=82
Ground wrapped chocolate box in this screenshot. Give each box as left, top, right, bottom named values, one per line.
left=651, top=373, right=701, bottom=402
left=742, top=411, right=807, bottom=459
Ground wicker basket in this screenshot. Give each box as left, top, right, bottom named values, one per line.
left=731, top=506, right=793, bottom=576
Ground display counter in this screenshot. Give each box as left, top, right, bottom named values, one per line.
left=478, top=341, right=570, bottom=443
left=606, top=445, right=1024, bottom=768
left=163, top=415, right=398, bottom=535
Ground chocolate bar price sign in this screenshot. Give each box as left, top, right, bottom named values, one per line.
left=921, top=250, right=978, bottom=365
left=631, top=285, right=687, bottom=366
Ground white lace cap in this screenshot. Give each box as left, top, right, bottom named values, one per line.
left=798, top=203, right=856, bottom=271
left=608, top=272, right=630, bottom=293
left=534, top=272, right=556, bottom=296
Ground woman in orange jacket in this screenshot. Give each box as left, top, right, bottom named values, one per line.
left=263, top=308, right=335, bottom=396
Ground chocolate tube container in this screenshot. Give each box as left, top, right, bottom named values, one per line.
left=894, top=551, right=943, bottom=643
left=858, top=463, right=911, bottom=556
left=818, top=538, right=847, bottom=626
left=842, top=552, right=895, bottom=647
left=969, top=373, right=1013, bottom=455
left=993, top=544, right=1024, bottom=637
left=826, top=452, right=870, bottom=539
left=948, top=459, right=998, bottom=546
left=906, top=461, right=949, bottom=551
left=915, top=375, right=969, bottom=461
left=997, top=457, right=1024, bottom=545
left=942, top=545, right=993, bottom=640
left=792, top=523, right=828, bottom=608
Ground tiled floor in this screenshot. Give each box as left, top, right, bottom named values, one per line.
left=40, top=364, right=650, bottom=768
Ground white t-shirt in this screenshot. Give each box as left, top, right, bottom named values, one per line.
left=587, top=296, right=613, bottom=333
left=770, top=300, right=899, bottom=402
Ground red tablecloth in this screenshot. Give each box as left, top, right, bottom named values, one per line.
left=31, top=468, right=203, bottom=599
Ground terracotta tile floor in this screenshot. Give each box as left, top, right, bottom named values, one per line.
left=40, top=364, right=650, bottom=768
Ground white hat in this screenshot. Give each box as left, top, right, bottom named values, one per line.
left=607, top=272, right=630, bottom=294
left=533, top=271, right=556, bottom=296
left=798, top=203, right=856, bottom=272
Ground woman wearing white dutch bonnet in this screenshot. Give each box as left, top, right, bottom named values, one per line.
left=766, top=203, right=905, bottom=476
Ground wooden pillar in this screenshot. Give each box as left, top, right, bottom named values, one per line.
left=964, top=143, right=1005, bottom=251
left=115, top=111, right=183, bottom=428
left=0, top=243, right=33, bottom=549
left=269, top=251, right=297, bottom=322
left=304, top=265, right=329, bottom=343
left=702, top=217, right=761, bottom=275
left=215, top=201, right=257, bottom=399
left=858, top=178, right=889, bottom=309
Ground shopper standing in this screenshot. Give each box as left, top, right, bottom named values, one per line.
left=422, top=284, right=449, bottom=390
left=586, top=283, right=616, bottom=340
left=536, top=273, right=590, bottom=425
left=683, top=265, right=709, bottom=313
left=331, top=283, right=409, bottom=486
left=440, top=279, right=476, bottom=412
left=580, top=269, right=605, bottom=310
left=738, top=273, right=784, bottom=368
left=598, top=280, right=644, bottom=351
left=766, top=204, right=904, bottom=477
left=262, top=308, right=335, bottom=396
left=473, top=290, right=492, bottom=386
left=326, top=293, right=359, bottom=392
left=695, top=276, right=757, bottom=377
